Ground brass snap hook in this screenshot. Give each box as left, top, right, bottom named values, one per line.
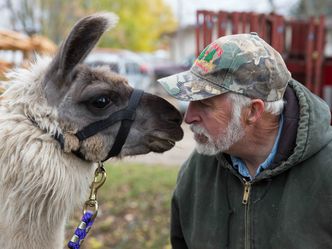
left=91, top=162, right=107, bottom=198
left=83, top=161, right=107, bottom=216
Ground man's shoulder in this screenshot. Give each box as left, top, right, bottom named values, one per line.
left=187, top=150, right=218, bottom=163
left=177, top=150, right=221, bottom=183
left=307, top=139, right=332, bottom=172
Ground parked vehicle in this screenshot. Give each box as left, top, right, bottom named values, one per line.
left=85, top=49, right=153, bottom=91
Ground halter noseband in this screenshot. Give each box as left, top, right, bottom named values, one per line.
left=54, top=89, right=144, bottom=162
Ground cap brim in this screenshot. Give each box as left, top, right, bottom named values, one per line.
left=157, top=70, right=229, bottom=101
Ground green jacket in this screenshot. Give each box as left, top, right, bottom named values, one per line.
left=171, top=79, right=332, bottom=249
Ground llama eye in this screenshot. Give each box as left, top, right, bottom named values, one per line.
left=91, top=95, right=111, bottom=109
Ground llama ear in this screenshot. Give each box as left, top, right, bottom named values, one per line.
left=45, top=12, right=118, bottom=86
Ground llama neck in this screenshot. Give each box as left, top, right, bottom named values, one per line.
left=0, top=110, right=95, bottom=249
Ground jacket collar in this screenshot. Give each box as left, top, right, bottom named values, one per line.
left=269, top=85, right=299, bottom=169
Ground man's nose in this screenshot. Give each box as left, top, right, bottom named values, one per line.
left=184, top=102, right=200, bottom=124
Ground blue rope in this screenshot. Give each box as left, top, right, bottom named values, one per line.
left=68, top=211, right=95, bottom=249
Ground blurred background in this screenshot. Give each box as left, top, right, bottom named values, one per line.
left=1, top=0, right=332, bottom=248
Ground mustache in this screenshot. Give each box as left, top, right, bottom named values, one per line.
left=190, top=124, right=213, bottom=142
left=190, top=124, right=208, bottom=134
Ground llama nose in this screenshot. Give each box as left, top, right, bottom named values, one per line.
left=163, top=102, right=183, bottom=125
left=144, top=93, right=183, bottom=125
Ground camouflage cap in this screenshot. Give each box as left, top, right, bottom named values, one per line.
left=158, top=33, right=291, bottom=102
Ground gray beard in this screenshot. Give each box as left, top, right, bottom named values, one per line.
left=191, top=113, right=245, bottom=156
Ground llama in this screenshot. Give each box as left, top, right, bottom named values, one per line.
left=0, top=13, right=183, bottom=249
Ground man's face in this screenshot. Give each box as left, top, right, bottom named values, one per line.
left=184, top=93, right=245, bottom=155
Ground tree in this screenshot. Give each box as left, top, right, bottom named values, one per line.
left=267, top=0, right=277, bottom=13
left=3, top=0, right=86, bottom=43
left=3, top=0, right=177, bottom=51
left=290, top=0, right=332, bottom=18
left=89, top=0, right=178, bottom=51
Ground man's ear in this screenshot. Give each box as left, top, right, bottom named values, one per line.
left=244, top=99, right=265, bottom=125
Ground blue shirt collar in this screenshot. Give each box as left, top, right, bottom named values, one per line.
left=230, top=114, right=284, bottom=180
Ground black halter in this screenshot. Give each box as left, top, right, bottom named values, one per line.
left=54, top=89, right=144, bottom=162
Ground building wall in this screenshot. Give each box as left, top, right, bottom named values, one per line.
left=169, top=26, right=196, bottom=63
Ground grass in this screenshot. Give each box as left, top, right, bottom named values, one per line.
left=65, top=161, right=180, bottom=249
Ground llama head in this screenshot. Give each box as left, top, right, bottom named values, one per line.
left=40, top=12, right=183, bottom=162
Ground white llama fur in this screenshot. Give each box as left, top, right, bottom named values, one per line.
left=0, top=56, right=95, bottom=249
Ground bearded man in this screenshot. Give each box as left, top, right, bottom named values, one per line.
left=158, top=33, right=332, bottom=249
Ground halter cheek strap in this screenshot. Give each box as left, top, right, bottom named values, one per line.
left=54, top=89, right=144, bottom=162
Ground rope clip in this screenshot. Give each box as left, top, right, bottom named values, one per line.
left=83, top=161, right=107, bottom=217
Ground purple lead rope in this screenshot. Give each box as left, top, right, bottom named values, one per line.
left=67, top=163, right=107, bottom=249
left=68, top=211, right=95, bottom=248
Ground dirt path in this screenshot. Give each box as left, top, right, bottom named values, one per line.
left=119, top=123, right=195, bottom=166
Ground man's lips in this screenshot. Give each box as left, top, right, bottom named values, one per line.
left=194, top=132, right=209, bottom=144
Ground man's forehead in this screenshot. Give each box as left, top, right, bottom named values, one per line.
left=197, top=93, right=231, bottom=105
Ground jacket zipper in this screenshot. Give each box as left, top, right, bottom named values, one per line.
left=242, top=180, right=251, bottom=204
left=242, top=180, right=252, bottom=249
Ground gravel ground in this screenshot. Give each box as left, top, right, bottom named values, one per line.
left=119, top=123, right=195, bottom=167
